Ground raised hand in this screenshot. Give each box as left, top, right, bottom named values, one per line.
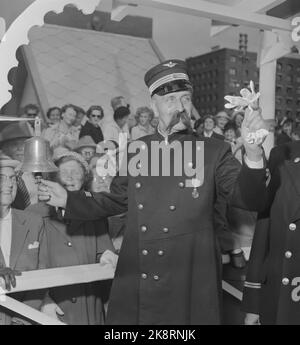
left=38, top=179, right=68, bottom=209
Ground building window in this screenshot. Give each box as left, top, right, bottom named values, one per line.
left=254, top=70, right=259, bottom=79
left=297, top=87, right=300, bottom=95
left=244, top=70, right=249, bottom=77
left=230, top=56, right=237, bottom=63
left=229, top=68, right=236, bottom=76
left=287, top=87, right=293, bottom=95
left=287, top=64, right=293, bottom=72
left=277, top=62, right=282, bottom=71
left=297, top=76, right=300, bottom=83
left=276, top=97, right=282, bottom=106
left=297, top=99, right=300, bottom=107
left=287, top=75, right=293, bottom=84
left=286, top=110, right=291, bottom=117
left=277, top=74, right=282, bottom=82
left=286, top=98, right=293, bottom=106
left=275, top=109, right=281, bottom=117
left=297, top=66, right=300, bottom=73
left=276, top=86, right=282, bottom=93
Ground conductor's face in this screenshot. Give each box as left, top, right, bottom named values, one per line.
left=152, top=90, right=192, bottom=132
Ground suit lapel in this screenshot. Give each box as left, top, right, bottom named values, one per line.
left=10, top=209, right=30, bottom=269
left=0, top=246, right=5, bottom=268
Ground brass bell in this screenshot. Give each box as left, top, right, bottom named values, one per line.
left=19, top=117, right=58, bottom=173
left=19, top=136, right=58, bottom=173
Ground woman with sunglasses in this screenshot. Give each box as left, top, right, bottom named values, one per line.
left=79, top=105, right=104, bottom=144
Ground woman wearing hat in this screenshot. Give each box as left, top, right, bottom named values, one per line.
left=38, top=151, right=116, bottom=325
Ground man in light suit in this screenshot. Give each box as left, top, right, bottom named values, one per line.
left=0, top=154, right=47, bottom=325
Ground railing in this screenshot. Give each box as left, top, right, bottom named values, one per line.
left=0, top=264, right=241, bottom=325
left=0, top=263, right=115, bottom=325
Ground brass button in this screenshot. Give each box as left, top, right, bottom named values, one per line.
left=136, top=182, right=141, bottom=189
left=163, top=227, right=169, bottom=233
left=67, top=242, right=72, bottom=247
left=289, top=223, right=296, bottom=231
left=294, top=157, right=300, bottom=163
left=178, top=182, right=184, bottom=188
left=138, top=204, right=144, bottom=210
left=153, top=275, right=160, bottom=281
left=285, top=251, right=292, bottom=259
left=142, top=249, right=148, bottom=256
left=141, top=225, right=147, bottom=232
left=141, top=273, right=147, bottom=279
left=282, top=277, right=289, bottom=285
left=158, top=250, right=164, bottom=256
left=169, top=205, right=176, bottom=211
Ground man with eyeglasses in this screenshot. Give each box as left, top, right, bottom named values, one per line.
left=79, top=105, right=104, bottom=144
left=0, top=154, right=47, bottom=325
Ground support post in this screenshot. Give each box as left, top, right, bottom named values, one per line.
left=259, top=30, right=277, bottom=158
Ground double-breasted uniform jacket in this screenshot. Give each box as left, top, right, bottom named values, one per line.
left=242, top=141, right=300, bottom=324
left=27, top=202, right=115, bottom=325
left=64, top=130, right=268, bottom=325
left=0, top=208, right=47, bottom=325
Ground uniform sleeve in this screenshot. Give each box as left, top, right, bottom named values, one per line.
left=64, top=175, right=128, bottom=221
left=215, top=144, right=268, bottom=212
left=241, top=215, right=269, bottom=314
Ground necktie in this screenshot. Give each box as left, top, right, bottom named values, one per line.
left=16, top=172, right=31, bottom=209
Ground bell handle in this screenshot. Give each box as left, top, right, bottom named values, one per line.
left=34, top=117, right=41, bottom=136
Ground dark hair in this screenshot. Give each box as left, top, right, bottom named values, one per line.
left=74, top=106, right=86, bottom=115
left=203, top=115, right=216, bottom=126
left=61, top=104, right=77, bottom=115
left=24, top=104, right=39, bottom=114
left=194, top=118, right=204, bottom=131
left=113, top=106, right=130, bottom=122
left=282, top=118, right=294, bottom=126
left=46, top=107, right=62, bottom=119
left=87, top=105, right=104, bottom=119
left=224, top=121, right=238, bottom=133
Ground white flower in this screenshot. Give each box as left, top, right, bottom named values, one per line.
left=224, top=81, right=260, bottom=111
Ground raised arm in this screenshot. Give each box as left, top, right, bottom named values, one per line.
left=38, top=175, right=128, bottom=221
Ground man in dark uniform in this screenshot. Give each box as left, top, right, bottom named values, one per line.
left=243, top=140, right=300, bottom=325
left=39, top=60, right=268, bottom=325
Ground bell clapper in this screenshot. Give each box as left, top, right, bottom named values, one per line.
left=34, top=117, right=41, bottom=136
left=34, top=172, right=43, bottom=185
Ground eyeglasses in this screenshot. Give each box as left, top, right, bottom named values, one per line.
left=0, top=174, right=17, bottom=185
left=91, top=114, right=102, bottom=119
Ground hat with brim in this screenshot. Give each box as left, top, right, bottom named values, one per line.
left=0, top=154, right=20, bottom=169
left=75, top=136, right=97, bottom=152
left=0, top=122, right=32, bottom=144
left=144, top=59, right=193, bottom=97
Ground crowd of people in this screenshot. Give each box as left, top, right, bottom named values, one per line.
left=0, top=58, right=299, bottom=325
